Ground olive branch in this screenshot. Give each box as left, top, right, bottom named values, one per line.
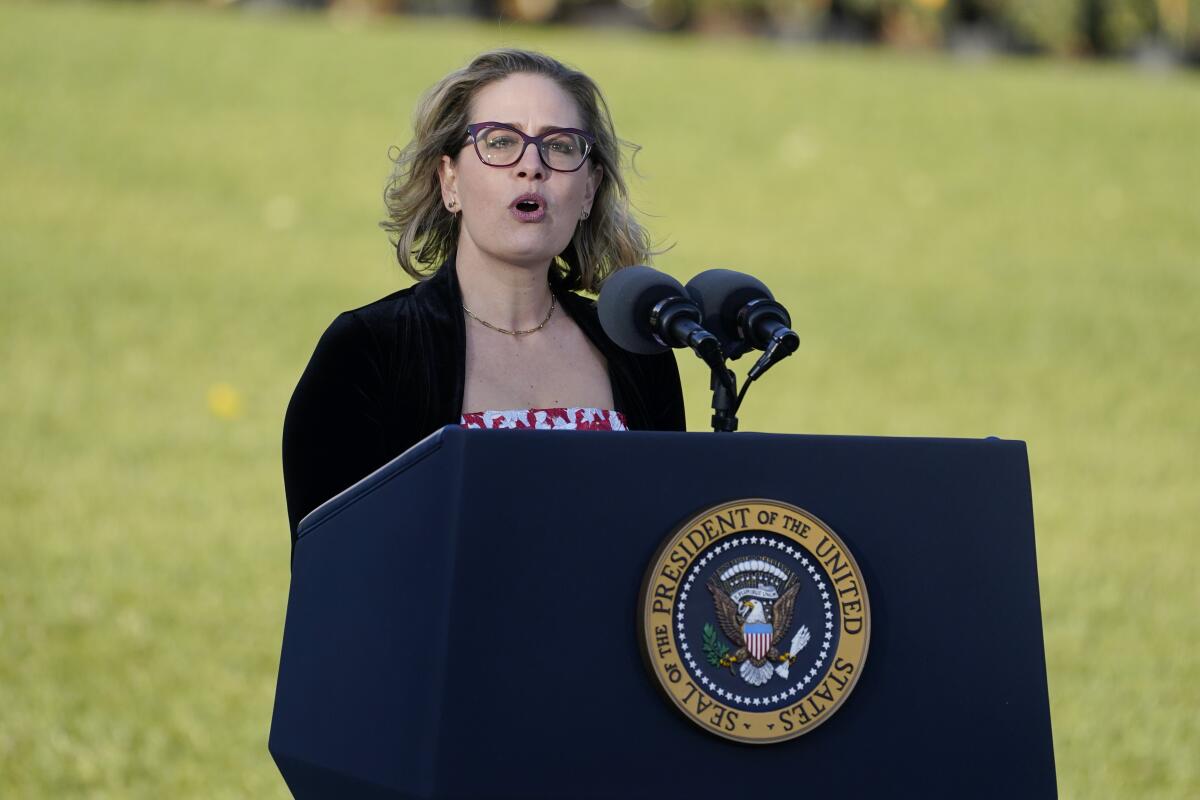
left=702, top=622, right=730, bottom=667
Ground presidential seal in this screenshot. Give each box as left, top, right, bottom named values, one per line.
left=639, top=499, right=870, bottom=744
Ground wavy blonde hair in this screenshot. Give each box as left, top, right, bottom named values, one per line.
left=380, top=49, right=654, bottom=294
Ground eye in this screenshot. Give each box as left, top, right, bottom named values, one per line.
left=484, top=135, right=518, bottom=150
left=544, top=134, right=579, bottom=155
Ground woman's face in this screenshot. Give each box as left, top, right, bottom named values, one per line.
left=439, top=73, right=602, bottom=273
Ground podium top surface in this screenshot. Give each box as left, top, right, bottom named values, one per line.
left=296, top=427, right=1027, bottom=539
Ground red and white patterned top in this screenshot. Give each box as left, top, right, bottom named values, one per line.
left=460, top=407, right=629, bottom=431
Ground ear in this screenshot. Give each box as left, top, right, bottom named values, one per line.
left=582, top=162, right=603, bottom=217
left=438, top=154, right=460, bottom=211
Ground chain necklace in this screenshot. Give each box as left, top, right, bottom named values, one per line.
left=462, top=292, right=556, bottom=336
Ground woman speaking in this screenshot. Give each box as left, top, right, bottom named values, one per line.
left=282, top=49, right=685, bottom=550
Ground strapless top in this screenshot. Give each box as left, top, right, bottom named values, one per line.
left=460, top=407, right=629, bottom=431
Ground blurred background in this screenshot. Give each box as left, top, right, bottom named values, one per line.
left=230, top=0, right=1200, bottom=64
left=1, top=0, right=1197, bottom=797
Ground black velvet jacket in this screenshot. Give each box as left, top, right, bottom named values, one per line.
left=282, top=256, right=686, bottom=547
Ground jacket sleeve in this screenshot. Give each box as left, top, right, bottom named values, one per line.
left=282, top=311, right=391, bottom=555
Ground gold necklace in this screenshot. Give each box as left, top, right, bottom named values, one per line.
left=462, top=293, right=556, bottom=336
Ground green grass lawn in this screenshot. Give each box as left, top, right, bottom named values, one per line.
left=1, top=1, right=1197, bottom=796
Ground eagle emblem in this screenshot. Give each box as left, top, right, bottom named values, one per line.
left=640, top=499, right=871, bottom=743
left=707, top=557, right=811, bottom=686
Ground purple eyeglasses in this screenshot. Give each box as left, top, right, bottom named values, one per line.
left=464, top=122, right=596, bottom=173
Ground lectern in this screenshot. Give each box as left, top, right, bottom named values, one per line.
left=270, top=428, right=1056, bottom=798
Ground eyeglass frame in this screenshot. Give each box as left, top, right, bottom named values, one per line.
left=462, top=122, right=597, bottom=173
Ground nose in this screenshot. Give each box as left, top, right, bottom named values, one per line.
left=514, top=141, right=546, bottom=180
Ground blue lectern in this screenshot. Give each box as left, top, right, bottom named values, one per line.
left=270, top=428, right=1056, bottom=798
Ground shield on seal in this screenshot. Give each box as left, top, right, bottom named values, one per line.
left=744, top=623, right=772, bottom=660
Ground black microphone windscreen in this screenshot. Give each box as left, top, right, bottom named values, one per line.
left=684, top=269, right=774, bottom=358
left=598, top=265, right=688, bottom=355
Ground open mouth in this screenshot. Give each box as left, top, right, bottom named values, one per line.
left=509, top=193, right=547, bottom=222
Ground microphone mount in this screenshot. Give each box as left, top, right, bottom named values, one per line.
left=649, top=295, right=737, bottom=410
left=740, top=298, right=800, bottom=382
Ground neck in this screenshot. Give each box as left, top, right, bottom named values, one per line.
left=455, top=240, right=555, bottom=331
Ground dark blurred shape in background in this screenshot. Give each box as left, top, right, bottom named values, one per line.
left=228, top=0, right=1200, bottom=67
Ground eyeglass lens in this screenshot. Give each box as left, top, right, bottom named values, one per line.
left=474, top=125, right=589, bottom=171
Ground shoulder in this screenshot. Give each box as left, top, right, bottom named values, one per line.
left=319, top=274, right=450, bottom=347
left=337, top=282, right=422, bottom=331
left=340, top=262, right=458, bottom=327
left=307, top=295, right=398, bottom=365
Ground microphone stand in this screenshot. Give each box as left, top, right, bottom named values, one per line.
left=709, top=330, right=799, bottom=432
left=710, top=366, right=739, bottom=433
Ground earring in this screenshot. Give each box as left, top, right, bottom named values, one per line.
left=580, top=209, right=590, bottom=220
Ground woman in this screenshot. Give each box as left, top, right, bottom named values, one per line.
left=282, top=49, right=685, bottom=551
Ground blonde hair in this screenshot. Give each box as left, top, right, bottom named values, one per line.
left=380, top=49, right=654, bottom=294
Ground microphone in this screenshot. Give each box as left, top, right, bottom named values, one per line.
left=598, top=265, right=727, bottom=372
left=684, top=268, right=799, bottom=367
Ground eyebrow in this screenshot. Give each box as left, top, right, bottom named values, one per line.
left=501, top=122, right=576, bottom=134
